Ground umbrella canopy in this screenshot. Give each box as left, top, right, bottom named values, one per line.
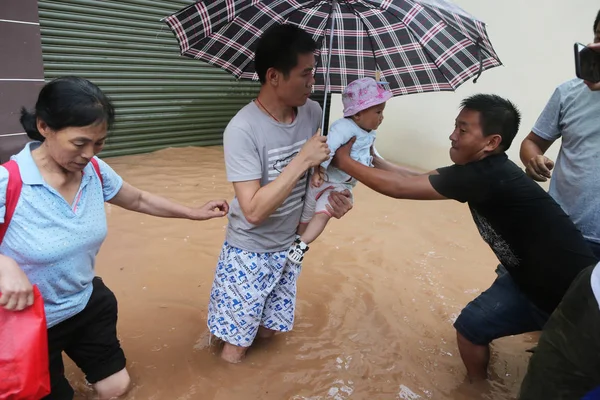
left=164, top=0, right=501, bottom=97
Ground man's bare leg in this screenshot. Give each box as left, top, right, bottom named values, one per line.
left=288, top=214, right=330, bottom=264
left=296, top=222, right=308, bottom=236
left=220, top=328, right=276, bottom=363
left=221, top=343, right=249, bottom=364
left=257, top=326, right=276, bottom=339
left=457, top=331, right=490, bottom=382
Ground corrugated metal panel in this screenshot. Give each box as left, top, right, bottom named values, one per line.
left=38, top=0, right=260, bottom=158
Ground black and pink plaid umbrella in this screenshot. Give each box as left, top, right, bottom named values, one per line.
left=164, top=0, right=501, bottom=127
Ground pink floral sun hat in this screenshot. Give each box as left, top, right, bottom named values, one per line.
left=342, top=77, right=393, bottom=117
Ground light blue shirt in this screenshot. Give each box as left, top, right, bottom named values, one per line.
left=532, top=79, right=600, bottom=244
left=321, top=118, right=376, bottom=185
left=0, top=142, right=123, bottom=327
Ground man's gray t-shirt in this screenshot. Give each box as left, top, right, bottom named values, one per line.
left=223, top=99, right=322, bottom=253
left=532, top=79, right=600, bottom=244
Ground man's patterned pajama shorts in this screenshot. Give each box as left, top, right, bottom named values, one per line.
left=207, top=242, right=301, bottom=347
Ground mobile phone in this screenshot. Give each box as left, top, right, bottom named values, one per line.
left=574, top=42, right=600, bottom=83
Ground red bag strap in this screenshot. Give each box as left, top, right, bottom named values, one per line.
left=0, top=159, right=102, bottom=245
left=0, top=161, right=23, bottom=245
left=90, top=157, right=103, bottom=187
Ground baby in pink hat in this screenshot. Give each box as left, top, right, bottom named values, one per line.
left=288, top=77, right=392, bottom=264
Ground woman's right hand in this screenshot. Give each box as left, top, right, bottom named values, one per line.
left=298, top=129, right=330, bottom=168
left=0, top=255, right=33, bottom=311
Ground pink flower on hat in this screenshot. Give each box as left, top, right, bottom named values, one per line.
left=342, top=77, right=393, bottom=117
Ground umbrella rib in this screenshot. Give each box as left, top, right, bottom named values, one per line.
left=342, top=0, right=499, bottom=88
left=286, top=0, right=333, bottom=55
left=237, top=0, right=323, bottom=79
left=342, top=0, right=382, bottom=77
left=314, top=1, right=335, bottom=80
left=366, top=0, right=454, bottom=87
left=407, top=3, right=497, bottom=85
left=237, top=1, right=321, bottom=79
left=363, top=0, right=498, bottom=86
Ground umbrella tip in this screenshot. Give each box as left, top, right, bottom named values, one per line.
left=375, top=70, right=381, bottom=81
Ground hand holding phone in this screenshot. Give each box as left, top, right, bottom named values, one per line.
left=574, top=42, right=600, bottom=83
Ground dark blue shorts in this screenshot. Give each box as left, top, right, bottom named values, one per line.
left=454, top=265, right=550, bottom=346
left=587, top=240, right=600, bottom=261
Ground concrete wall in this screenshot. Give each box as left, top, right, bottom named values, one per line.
left=0, top=0, right=42, bottom=163
left=328, top=0, right=599, bottom=170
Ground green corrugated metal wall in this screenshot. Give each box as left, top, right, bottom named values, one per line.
left=38, top=0, right=260, bottom=158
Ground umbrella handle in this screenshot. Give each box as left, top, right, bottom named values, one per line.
left=320, top=0, right=338, bottom=136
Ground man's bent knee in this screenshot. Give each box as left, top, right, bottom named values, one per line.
left=454, top=316, right=492, bottom=347
left=94, top=368, right=130, bottom=400
left=456, top=330, right=488, bottom=351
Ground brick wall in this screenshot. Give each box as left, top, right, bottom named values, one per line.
left=0, top=0, right=44, bottom=162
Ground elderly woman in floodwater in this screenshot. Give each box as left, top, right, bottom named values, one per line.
left=0, top=76, right=228, bottom=400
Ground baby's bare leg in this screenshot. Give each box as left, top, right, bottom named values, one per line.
left=296, top=222, right=308, bottom=236
left=300, top=213, right=331, bottom=245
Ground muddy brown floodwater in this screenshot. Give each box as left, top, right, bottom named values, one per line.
left=64, top=147, right=537, bottom=400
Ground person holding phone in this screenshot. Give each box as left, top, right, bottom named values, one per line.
left=582, top=42, right=600, bottom=91
left=519, top=10, right=600, bottom=259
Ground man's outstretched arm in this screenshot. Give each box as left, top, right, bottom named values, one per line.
left=334, top=141, right=446, bottom=200
left=371, top=146, right=438, bottom=178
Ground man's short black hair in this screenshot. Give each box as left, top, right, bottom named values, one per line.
left=254, top=24, right=317, bottom=84
left=460, top=94, right=521, bottom=151
left=594, top=9, right=600, bottom=32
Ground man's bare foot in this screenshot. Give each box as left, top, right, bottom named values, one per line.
left=221, top=342, right=247, bottom=364
left=257, top=326, right=276, bottom=340
left=450, top=377, right=494, bottom=399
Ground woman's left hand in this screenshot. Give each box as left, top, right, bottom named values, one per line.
left=189, top=199, right=229, bottom=220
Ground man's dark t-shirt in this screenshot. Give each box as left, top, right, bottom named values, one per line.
left=429, top=153, right=597, bottom=314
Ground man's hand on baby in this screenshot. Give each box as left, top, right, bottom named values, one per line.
left=326, top=190, right=353, bottom=219
left=332, top=137, right=357, bottom=169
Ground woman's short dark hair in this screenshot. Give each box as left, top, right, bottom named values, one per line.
left=254, top=24, right=317, bottom=84
left=20, top=76, right=115, bottom=142
left=460, top=94, right=521, bottom=151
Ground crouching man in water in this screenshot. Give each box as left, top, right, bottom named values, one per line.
left=206, top=24, right=352, bottom=363
left=331, top=94, right=597, bottom=382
